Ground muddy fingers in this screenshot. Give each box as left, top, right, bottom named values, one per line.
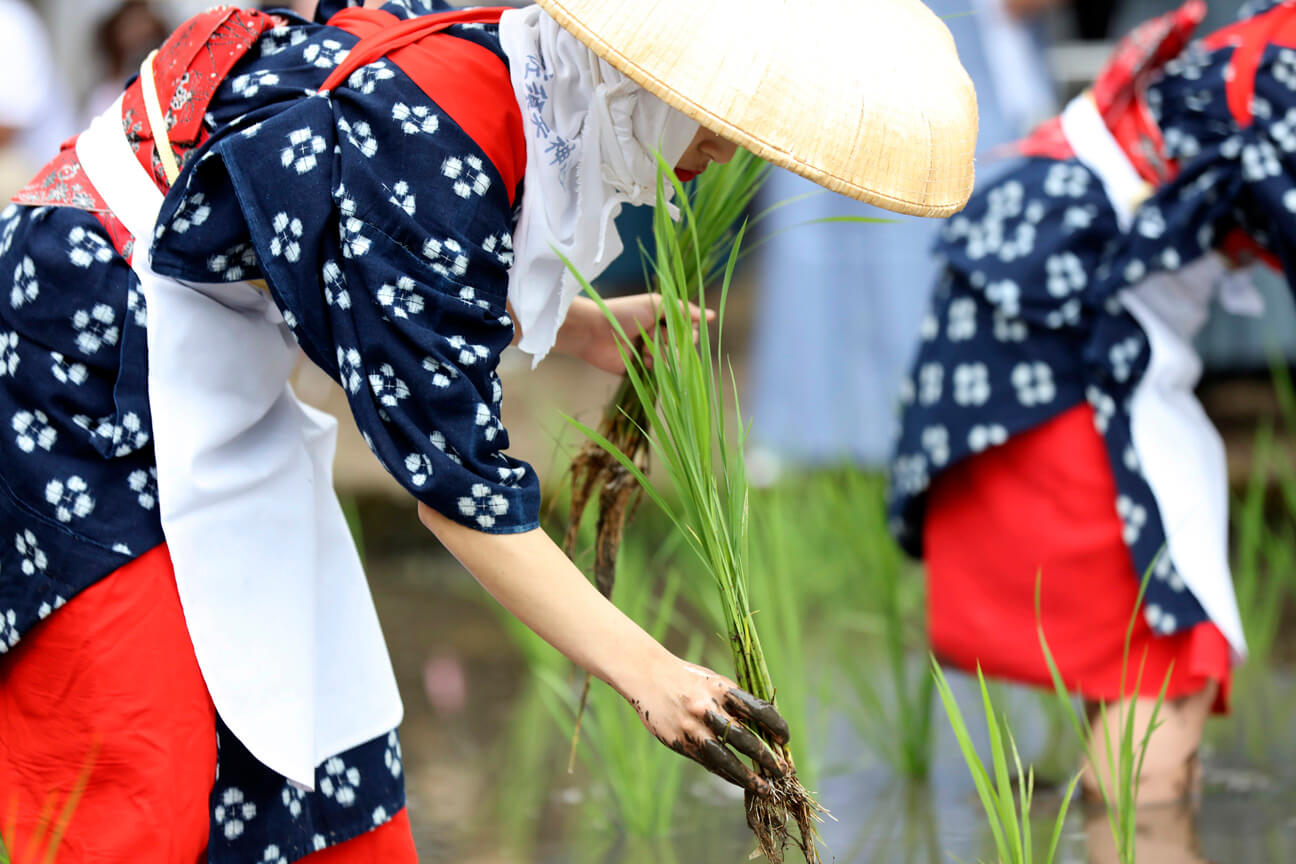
left=704, top=709, right=788, bottom=777
left=724, top=687, right=790, bottom=747
left=694, top=737, right=771, bottom=796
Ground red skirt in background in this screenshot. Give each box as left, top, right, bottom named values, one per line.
left=0, top=544, right=418, bottom=863
left=923, top=404, right=1231, bottom=712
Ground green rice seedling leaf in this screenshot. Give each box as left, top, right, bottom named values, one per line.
left=934, top=656, right=1082, bottom=864
left=1268, top=351, right=1296, bottom=435
left=1035, top=564, right=1171, bottom=864
left=1044, top=770, right=1084, bottom=864
left=980, top=673, right=1024, bottom=862
left=932, top=659, right=1010, bottom=862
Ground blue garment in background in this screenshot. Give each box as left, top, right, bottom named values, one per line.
left=747, top=0, right=1054, bottom=467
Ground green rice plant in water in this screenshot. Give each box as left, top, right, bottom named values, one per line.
left=1034, top=571, right=1170, bottom=864
left=742, top=480, right=841, bottom=789
left=834, top=472, right=934, bottom=782
left=568, top=158, right=825, bottom=862
left=1232, top=424, right=1289, bottom=676
left=563, top=568, right=696, bottom=836
left=932, top=659, right=1081, bottom=864
left=492, top=532, right=698, bottom=839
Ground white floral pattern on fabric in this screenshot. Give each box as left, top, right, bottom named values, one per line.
left=442, top=154, right=491, bottom=199
left=384, top=731, right=402, bottom=779
left=338, top=116, right=378, bottom=158
left=304, top=39, right=349, bottom=69
left=171, top=193, right=213, bottom=234
left=387, top=180, right=416, bottom=216
left=282, top=128, right=328, bottom=175
left=0, top=332, right=19, bottom=378
left=11, top=256, right=38, bottom=309
left=215, top=787, right=257, bottom=840
left=128, top=468, right=158, bottom=510
left=0, top=609, right=18, bottom=652
left=422, top=237, right=468, bottom=278
left=16, top=530, right=47, bottom=576
left=269, top=213, right=304, bottom=262
left=13, top=410, right=57, bottom=453
left=66, top=226, right=113, bottom=268
left=49, top=351, right=87, bottom=385
left=71, top=304, right=119, bottom=355
left=319, top=757, right=361, bottom=807
left=44, top=475, right=95, bottom=522
left=208, top=243, right=259, bottom=282
left=377, top=276, right=424, bottom=318
left=392, top=102, right=438, bottom=135
left=232, top=69, right=281, bottom=99
left=368, top=364, right=409, bottom=407
left=457, top=482, right=509, bottom=528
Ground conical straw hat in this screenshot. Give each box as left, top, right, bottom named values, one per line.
left=535, top=0, right=979, bottom=217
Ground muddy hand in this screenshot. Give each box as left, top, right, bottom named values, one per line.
left=633, top=662, right=791, bottom=798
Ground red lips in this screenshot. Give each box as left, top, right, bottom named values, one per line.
left=674, top=168, right=700, bottom=182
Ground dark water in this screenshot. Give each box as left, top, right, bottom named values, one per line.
left=367, top=548, right=1296, bottom=864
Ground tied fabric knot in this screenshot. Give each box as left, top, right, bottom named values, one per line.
left=499, top=6, right=699, bottom=366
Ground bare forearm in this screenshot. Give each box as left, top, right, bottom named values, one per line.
left=417, top=502, right=671, bottom=696
left=417, top=500, right=791, bottom=794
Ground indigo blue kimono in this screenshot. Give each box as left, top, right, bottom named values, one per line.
left=0, top=0, right=538, bottom=859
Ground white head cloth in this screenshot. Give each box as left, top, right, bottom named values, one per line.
left=498, top=6, right=699, bottom=365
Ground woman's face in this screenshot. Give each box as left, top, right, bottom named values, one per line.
left=674, top=127, right=739, bottom=182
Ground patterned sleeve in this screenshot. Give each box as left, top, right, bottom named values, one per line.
left=151, top=45, right=540, bottom=534
left=1138, top=39, right=1296, bottom=292
left=1230, top=44, right=1296, bottom=283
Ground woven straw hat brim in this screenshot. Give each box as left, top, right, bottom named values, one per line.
left=535, top=0, right=979, bottom=218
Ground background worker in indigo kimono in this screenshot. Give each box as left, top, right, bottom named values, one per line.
left=0, top=0, right=977, bottom=860
left=891, top=0, right=1296, bottom=805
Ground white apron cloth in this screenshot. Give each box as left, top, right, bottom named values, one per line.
left=76, top=96, right=403, bottom=790
left=1060, top=92, right=1248, bottom=661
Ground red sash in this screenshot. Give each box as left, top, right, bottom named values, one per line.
left=321, top=6, right=526, bottom=206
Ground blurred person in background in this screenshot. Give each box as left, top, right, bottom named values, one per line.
left=0, top=0, right=76, bottom=197
left=84, top=1, right=172, bottom=122
left=746, top=0, right=1060, bottom=480
left=891, top=0, right=1296, bottom=819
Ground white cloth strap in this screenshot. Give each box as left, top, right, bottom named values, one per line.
left=1060, top=91, right=1247, bottom=660
left=1123, top=261, right=1247, bottom=660
left=1059, top=91, right=1149, bottom=232
left=75, top=96, right=402, bottom=789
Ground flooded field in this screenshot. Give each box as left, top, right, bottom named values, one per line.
left=361, top=499, right=1296, bottom=864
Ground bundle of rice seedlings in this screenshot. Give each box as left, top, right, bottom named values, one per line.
left=566, top=157, right=825, bottom=862
left=562, top=151, right=767, bottom=763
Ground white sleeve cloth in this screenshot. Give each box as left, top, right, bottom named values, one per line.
left=498, top=6, right=698, bottom=365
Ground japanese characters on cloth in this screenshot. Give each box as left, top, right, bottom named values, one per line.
left=890, top=0, right=1296, bottom=658
left=498, top=5, right=699, bottom=364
